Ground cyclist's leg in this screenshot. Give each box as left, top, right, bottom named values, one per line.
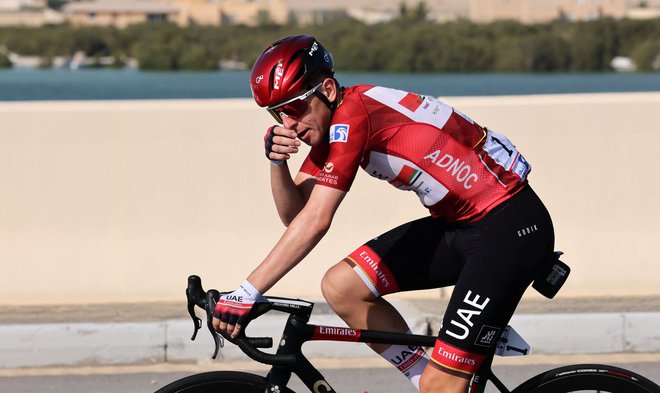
left=321, top=261, right=409, bottom=353
left=321, top=216, right=461, bottom=389
left=419, top=368, right=469, bottom=393
left=321, top=215, right=459, bottom=350
left=421, top=186, right=555, bottom=393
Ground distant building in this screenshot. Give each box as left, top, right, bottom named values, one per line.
left=59, top=0, right=290, bottom=28
left=277, top=0, right=471, bottom=25
left=469, top=0, right=628, bottom=24
left=62, top=0, right=180, bottom=28
left=0, top=0, right=46, bottom=11
left=215, top=0, right=289, bottom=26
left=627, top=4, right=660, bottom=19
left=0, top=0, right=61, bottom=26
left=1, top=0, right=659, bottom=28
left=171, top=0, right=221, bottom=26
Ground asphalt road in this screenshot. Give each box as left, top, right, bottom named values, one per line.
left=2, top=357, right=659, bottom=393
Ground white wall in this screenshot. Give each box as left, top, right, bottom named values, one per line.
left=1, top=93, right=659, bottom=305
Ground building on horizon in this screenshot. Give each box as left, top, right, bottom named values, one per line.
left=1, top=0, right=660, bottom=28
left=469, top=0, right=627, bottom=23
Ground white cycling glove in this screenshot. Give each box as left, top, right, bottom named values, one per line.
left=213, top=279, right=268, bottom=326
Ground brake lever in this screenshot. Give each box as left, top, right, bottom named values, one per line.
left=188, top=302, right=202, bottom=341
left=206, top=289, right=224, bottom=359
left=186, top=276, right=205, bottom=341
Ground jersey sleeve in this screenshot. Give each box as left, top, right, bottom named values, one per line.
left=299, top=143, right=329, bottom=178
left=309, top=90, right=370, bottom=192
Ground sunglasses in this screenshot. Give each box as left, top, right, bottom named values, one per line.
left=267, top=82, right=323, bottom=124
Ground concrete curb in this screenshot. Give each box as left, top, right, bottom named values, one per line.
left=2, top=305, right=659, bottom=368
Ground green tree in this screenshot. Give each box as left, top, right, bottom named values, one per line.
left=257, top=9, right=273, bottom=26
left=0, top=52, right=11, bottom=68
left=179, top=46, right=218, bottom=70
left=398, top=1, right=429, bottom=22
left=630, top=39, right=660, bottom=71
left=1, top=16, right=659, bottom=73
left=568, top=19, right=620, bottom=71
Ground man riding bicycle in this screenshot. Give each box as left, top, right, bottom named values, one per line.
left=212, top=35, right=555, bottom=393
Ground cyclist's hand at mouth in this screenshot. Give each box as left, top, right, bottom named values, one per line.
left=212, top=280, right=268, bottom=339
left=264, top=125, right=301, bottom=165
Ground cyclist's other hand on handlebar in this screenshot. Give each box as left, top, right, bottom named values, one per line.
left=264, top=125, right=301, bottom=165
left=212, top=279, right=266, bottom=339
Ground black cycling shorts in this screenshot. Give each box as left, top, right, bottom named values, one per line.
left=344, top=185, right=554, bottom=377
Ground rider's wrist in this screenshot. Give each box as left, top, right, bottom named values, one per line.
left=270, top=159, right=285, bottom=167
left=238, top=279, right=262, bottom=300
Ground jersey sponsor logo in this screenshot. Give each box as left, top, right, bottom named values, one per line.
left=347, top=245, right=399, bottom=296
left=445, top=290, right=490, bottom=341
left=318, top=172, right=339, bottom=185
left=389, top=345, right=427, bottom=373
left=398, top=92, right=426, bottom=112
left=475, top=325, right=500, bottom=348
left=435, top=346, right=476, bottom=366
left=517, top=224, right=538, bottom=237
left=431, top=340, right=485, bottom=375
left=357, top=249, right=394, bottom=289
left=364, top=151, right=449, bottom=206
left=329, top=124, right=349, bottom=143
left=323, top=162, right=335, bottom=173
left=423, top=150, right=479, bottom=190
left=318, top=162, right=339, bottom=184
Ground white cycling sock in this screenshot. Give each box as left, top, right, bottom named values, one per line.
left=378, top=332, right=430, bottom=391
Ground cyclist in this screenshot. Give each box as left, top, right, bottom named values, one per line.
left=213, top=34, right=555, bottom=393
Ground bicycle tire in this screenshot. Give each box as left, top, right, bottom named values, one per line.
left=513, top=363, right=660, bottom=393
left=154, top=371, right=297, bottom=393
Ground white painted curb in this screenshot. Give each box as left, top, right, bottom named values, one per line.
left=2, top=310, right=659, bottom=368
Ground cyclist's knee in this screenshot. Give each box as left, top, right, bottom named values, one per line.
left=419, top=365, right=470, bottom=393
left=321, top=260, right=372, bottom=309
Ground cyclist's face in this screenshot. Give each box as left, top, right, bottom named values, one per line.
left=281, top=79, right=336, bottom=146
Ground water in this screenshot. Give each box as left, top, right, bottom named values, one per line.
left=1, top=68, right=660, bottom=101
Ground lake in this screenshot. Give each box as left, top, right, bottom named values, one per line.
left=1, top=68, right=660, bottom=101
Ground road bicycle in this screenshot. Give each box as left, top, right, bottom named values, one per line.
left=155, top=275, right=660, bottom=393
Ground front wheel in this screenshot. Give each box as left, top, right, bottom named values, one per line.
left=155, top=371, right=297, bottom=393
left=513, top=363, right=660, bottom=393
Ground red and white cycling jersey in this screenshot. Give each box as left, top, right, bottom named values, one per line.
left=300, top=85, right=531, bottom=223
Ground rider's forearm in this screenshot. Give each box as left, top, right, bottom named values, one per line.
left=270, top=162, right=307, bottom=226
left=247, top=204, right=332, bottom=294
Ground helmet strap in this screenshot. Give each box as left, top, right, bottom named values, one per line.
left=312, top=78, right=341, bottom=117
left=313, top=89, right=333, bottom=110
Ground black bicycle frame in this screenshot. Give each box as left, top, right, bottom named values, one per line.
left=266, top=313, right=441, bottom=392
left=186, top=275, right=510, bottom=393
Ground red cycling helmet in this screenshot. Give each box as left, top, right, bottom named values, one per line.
left=250, top=35, right=334, bottom=111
